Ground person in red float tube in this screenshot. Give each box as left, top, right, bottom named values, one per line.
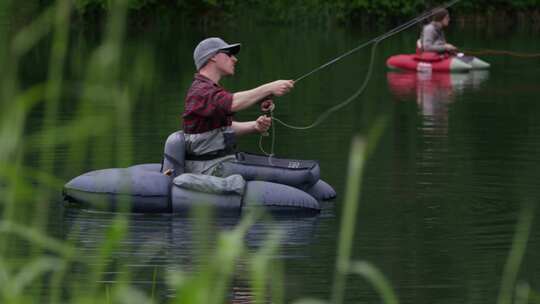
left=417, top=8, right=458, bottom=58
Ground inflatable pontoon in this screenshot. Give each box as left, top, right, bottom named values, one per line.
left=63, top=131, right=336, bottom=214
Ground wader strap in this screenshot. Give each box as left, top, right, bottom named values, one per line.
left=185, top=147, right=236, bottom=161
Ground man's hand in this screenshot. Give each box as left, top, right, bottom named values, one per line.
left=267, top=80, right=294, bottom=97
left=254, top=115, right=272, bottom=133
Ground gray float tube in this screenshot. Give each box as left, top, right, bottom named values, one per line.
left=63, top=164, right=321, bottom=213
left=63, top=131, right=336, bottom=213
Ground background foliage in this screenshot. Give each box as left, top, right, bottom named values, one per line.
left=67, top=0, right=540, bottom=24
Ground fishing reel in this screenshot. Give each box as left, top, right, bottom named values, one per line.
left=259, top=97, right=275, bottom=137
left=260, top=98, right=275, bottom=115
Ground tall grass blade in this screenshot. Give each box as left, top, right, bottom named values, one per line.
left=293, top=299, right=329, bottom=304
left=11, top=6, right=54, bottom=57
left=523, top=289, right=540, bottom=304
left=0, top=221, right=75, bottom=256
left=349, top=261, right=399, bottom=304
left=209, top=213, right=255, bottom=304
left=89, top=215, right=129, bottom=295
left=497, top=203, right=535, bottom=304
left=151, top=266, right=158, bottom=301
left=250, top=227, right=283, bottom=304
left=515, top=282, right=531, bottom=304
left=113, top=285, right=153, bottom=304
left=331, top=117, right=387, bottom=304
left=331, top=136, right=366, bottom=304
left=169, top=210, right=258, bottom=304
left=9, top=257, right=64, bottom=297
left=0, top=259, right=8, bottom=286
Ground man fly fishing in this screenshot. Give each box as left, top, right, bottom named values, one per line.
left=182, top=37, right=294, bottom=176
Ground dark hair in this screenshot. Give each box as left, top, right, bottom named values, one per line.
left=431, top=8, right=449, bottom=22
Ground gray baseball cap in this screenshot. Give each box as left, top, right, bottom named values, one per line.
left=193, top=37, right=241, bottom=71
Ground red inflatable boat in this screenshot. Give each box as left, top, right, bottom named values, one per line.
left=386, top=52, right=490, bottom=73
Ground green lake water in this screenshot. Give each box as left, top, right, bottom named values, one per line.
left=12, top=17, right=540, bottom=303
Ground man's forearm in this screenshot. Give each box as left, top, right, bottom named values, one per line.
left=231, top=121, right=257, bottom=136
left=231, top=84, right=271, bottom=112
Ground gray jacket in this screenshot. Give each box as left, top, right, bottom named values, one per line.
left=421, top=22, right=447, bottom=53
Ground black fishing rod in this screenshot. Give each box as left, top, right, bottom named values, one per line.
left=260, top=0, right=464, bottom=155
left=294, top=0, right=462, bottom=83
left=273, top=0, right=463, bottom=131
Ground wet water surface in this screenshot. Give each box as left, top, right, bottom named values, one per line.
left=17, top=20, right=540, bottom=303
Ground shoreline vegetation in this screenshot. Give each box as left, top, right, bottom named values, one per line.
left=8, top=0, right=540, bottom=30
left=80, top=1, right=540, bottom=29
left=89, top=1, right=540, bottom=27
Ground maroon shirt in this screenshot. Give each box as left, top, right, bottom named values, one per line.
left=182, top=73, right=234, bottom=134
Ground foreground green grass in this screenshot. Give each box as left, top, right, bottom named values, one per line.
left=0, top=1, right=537, bottom=303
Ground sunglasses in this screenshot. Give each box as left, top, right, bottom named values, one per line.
left=218, top=50, right=234, bottom=57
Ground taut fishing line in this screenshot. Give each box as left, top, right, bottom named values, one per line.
left=258, top=0, right=463, bottom=156
left=293, top=0, right=461, bottom=84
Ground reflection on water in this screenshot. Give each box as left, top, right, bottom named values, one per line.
left=369, top=67, right=540, bottom=304
left=387, top=71, right=490, bottom=181
left=61, top=207, right=323, bottom=300
left=387, top=70, right=490, bottom=123
left=387, top=70, right=491, bottom=192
